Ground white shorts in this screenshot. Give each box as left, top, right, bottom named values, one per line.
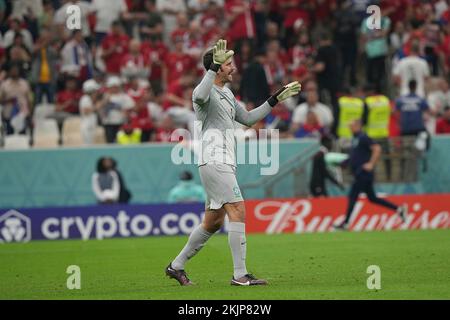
left=199, top=162, right=243, bottom=210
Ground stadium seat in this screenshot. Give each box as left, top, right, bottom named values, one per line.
left=33, top=104, right=56, bottom=120
left=63, top=116, right=82, bottom=134
left=62, top=116, right=83, bottom=146
left=94, top=126, right=106, bottom=145
left=3, top=135, right=30, bottom=150
left=63, top=133, right=84, bottom=146
left=33, top=118, right=59, bottom=148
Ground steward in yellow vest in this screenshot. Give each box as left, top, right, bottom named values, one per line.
left=117, top=124, right=142, bottom=145
left=337, top=95, right=364, bottom=138
left=364, top=94, right=391, bottom=138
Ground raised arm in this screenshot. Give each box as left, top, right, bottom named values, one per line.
left=193, top=39, right=234, bottom=105
left=235, top=100, right=272, bottom=127
left=192, top=70, right=217, bottom=105
left=236, top=81, right=302, bottom=127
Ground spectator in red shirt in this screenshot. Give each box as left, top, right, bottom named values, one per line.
left=56, top=76, right=82, bottom=115
left=185, top=20, right=206, bottom=62
left=51, top=76, right=83, bottom=145
left=170, top=12, right=190, bottom=47
left=311, top=0, right=335, bottom=25
left=141, top=36, right=169, bottom=95
left=288, top=31, right=315, bottom=73
left=163, top=73, right=195, bottom=110
left=441, top=7, right=450, bottom=24
left=264, top=40, right=287, bottom=90
left=438, top=25, right=450, bottom=78
left=120, top=39, right=149, bottom=79
left=380, top=0, right=408, bottom=27
left=276, top=0, right=310, bottom=47
left=125, top=76, right=148, bottom=104
left=128, top=89, right=154, bottom=142
left=154, top=113, right=177, bottom=142
left=101, top=20, right=130, bottom=75
left=292, top=64, right=312, bottom=87
left=200, top=1, right=222, bottom=47
left=163, top=35, right=196, bottom=87
left=225, top=0, right=256, bottom=46
left=436, top=106, right=450, bottom=134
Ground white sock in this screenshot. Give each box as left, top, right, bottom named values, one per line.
left=172, top=225, right=212, bottom=270
left=228, top=222, right=248, bottom=279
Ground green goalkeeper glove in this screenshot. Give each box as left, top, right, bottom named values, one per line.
left=267, top=81, right=302, bottom=107
left=210, top=39, right=234, bottom=72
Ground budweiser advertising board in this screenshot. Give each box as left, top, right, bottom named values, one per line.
left=245, top=194, right=450, bottom=234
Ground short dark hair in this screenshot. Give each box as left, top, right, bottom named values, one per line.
left=71, top=29, right=82, bottom=37
left=203, top=48, right=214, bottom=70
left=202, top=47, right=234, bottom=70
left=97, top=157, right=108, bottom=173
left=97, top=157, right=116, bottom=173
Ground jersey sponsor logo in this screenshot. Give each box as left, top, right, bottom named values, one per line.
left=233, top=186, right=242, bottom=198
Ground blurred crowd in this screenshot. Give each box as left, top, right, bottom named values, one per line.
left=1, top=0, right=450, bottom=148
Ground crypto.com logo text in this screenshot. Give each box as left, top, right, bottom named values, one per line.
left=170, top=121, right=280, bottom=175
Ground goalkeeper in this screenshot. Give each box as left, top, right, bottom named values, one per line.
left=166, top=39, right=301, bottom=286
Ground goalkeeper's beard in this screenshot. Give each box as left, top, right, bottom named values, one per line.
left=218, top=68, right=234, bottom=84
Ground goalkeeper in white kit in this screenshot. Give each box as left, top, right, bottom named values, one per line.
left=166, top=39, right=301, bottom=286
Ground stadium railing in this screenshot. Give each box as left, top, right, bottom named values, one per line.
left=240, top=143, right=320, bottom=198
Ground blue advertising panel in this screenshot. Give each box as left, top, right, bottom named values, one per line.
left=0, top=203, right=223, bottom=243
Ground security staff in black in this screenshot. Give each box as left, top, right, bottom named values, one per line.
left=309, top=135, right=345, bottom=197
left=334, top=120, right=406, bottom=230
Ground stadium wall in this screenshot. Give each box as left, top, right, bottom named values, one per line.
left=0, top=136, right=449, bottom=209
left=0, top=194, right=448, bottom=242
left=0, top=139, right=316, bottom=208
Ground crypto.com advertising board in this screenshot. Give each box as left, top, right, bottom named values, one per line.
left=0, top=194, right=449, bottom=243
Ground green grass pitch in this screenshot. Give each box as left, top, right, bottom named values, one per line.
left=1, top=229, right=449, bottom=300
